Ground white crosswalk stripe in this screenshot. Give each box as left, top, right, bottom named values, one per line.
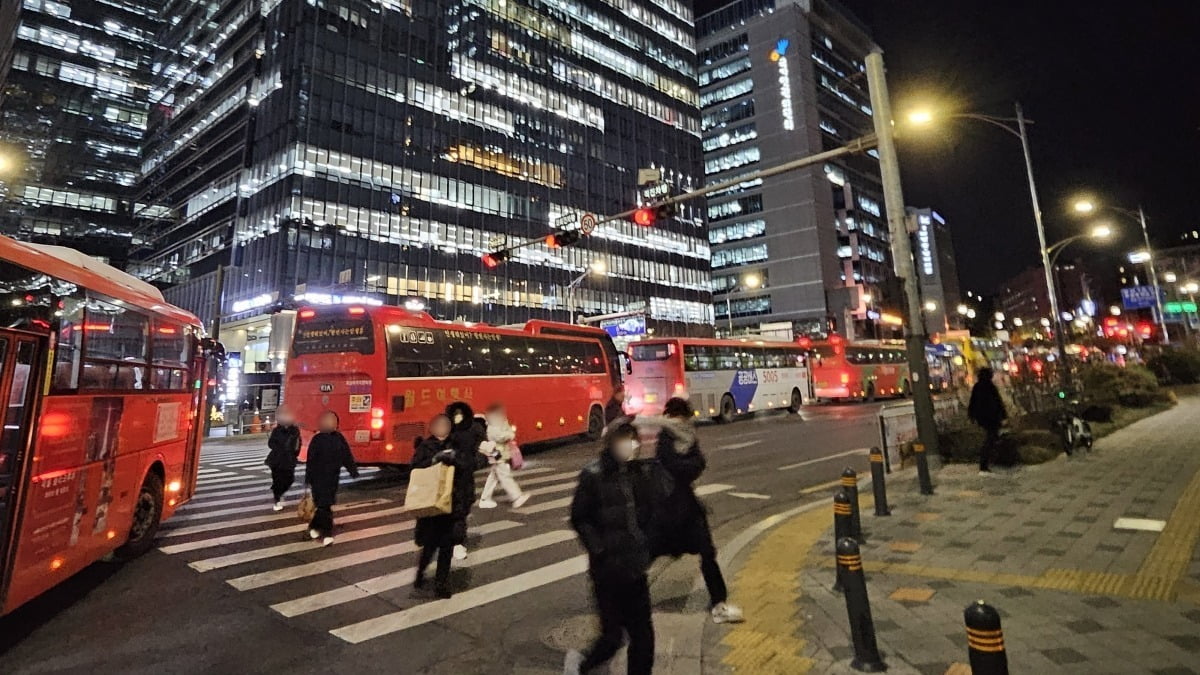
left=163, top=499, right=389, bottom=537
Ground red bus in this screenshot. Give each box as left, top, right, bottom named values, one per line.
left=807, top=336, right=910, bottom=402
left=0, top=235, right=215, bottom=614
left=284, top=305, right=622, bottom=464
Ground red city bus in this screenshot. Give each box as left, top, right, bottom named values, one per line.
left=0, top=235, right=215, bottom=614
left=807, top=336, right=910, bottom=402
left=284, top=305, right=622, bottom=464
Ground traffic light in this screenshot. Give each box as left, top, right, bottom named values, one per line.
left=482, top=250, right=510, bottom=268
left=1137, top=321, right=1153, bottom=339
left=545, top=229, right=582, bottom=249
left=631, top=202, right=675, bottom=227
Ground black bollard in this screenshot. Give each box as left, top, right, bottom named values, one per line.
left=914, top=442, right=934, bottom=495
left=833, top=490, right=853, bottom=592
left=841, top=467, right=863, bottom=540
left=836, top=538, right=887, bottom=672
left=869, top=448, right=891, bottom=516
left=964, top=601, right=1009, bottom=675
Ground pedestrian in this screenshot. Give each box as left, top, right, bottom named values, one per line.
left=445, top=401, right=485, bottom=559
left=635, top=397, right=744, bottom=624
left=304, top=411, right=359, bottom=546
left=565, top=420, right=672, bottom=675
left=967, top=367, right=1008, bottom=475
left=604, top=385, right=627, bottom=425
left=477, top=403, right=530, bottom=509
left=264, top=405, right=301, bottom=511
left=411, top=413, right=478, bottom=598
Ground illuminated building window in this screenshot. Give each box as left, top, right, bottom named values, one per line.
left=700, top=77, right=752, bottom=107
left=704, top=146, right=759, bottom=175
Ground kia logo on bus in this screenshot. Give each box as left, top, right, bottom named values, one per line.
left=396, top=329, right=435, bottom=345
left=319, top=384, right=333, bottom=393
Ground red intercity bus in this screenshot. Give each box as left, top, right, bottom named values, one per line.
left=285, top=305, right=622, bottom=464
left=806, top=336, right=910, bottom=402
left=0, top=235, right=215, bottom=614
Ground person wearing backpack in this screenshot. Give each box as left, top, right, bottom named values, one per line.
left=477, top=403, right=529, bottom=509
left=264, top=406, right=301, bottom=511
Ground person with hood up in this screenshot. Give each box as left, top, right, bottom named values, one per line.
left=477, top=403, right=529, bottom=509
left=304, top=411, right=359, bottom=546
left=604, top=386, right=627, bottom=425
left=634, top=397, right=744, bottom=624
left=967, top=367, right=1008, bottom=475
left=411, top=413, right=479, bottom=598
left=565, top=420, right=673, bottom=675
left=264, top=405, right=301, bottom=511
left=444, top=401, right=485, bottom=559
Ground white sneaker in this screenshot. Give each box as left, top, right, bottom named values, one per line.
left=453, top=544, right=468, bottom=560
left=273, top=501, right=284, bottom=512
left=479, top=499, right=499, bottom=509
left=308, top=528, right=320, bottom=540
left=512, top=494, right=530, bottom=509
left=562, top=649, right=585, bottom=675
left=711, top=602, right=745, bottom=624
left=979, top=470, right=992, bottom=476
left=322, top=537, right=334, bottom=547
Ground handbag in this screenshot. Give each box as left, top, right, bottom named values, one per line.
left=508, top=443, right=524, bottom=471
left=404, top=463, right=456, bottom=517
left=297, top=490, right=316, bottom=523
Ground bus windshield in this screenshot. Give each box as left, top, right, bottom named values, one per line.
left=293, top=312, right=374, bottom=355
left=631, top=343, right=672, bottom=361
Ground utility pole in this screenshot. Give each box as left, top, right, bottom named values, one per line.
left=865, top=49, right=939, bottom=459
left=1139, top=206, right=1169, bottom=345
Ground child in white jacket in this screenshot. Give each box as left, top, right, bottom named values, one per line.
left=478, top=403, right=529, bottom=509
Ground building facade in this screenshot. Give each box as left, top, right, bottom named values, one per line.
left=0, top=0, right=164, bottom=264
left=130, top=0, right=711, bottom=375
left=696, top=0, right=896, bottom=338
left=908, top=207, right=961, bottom=336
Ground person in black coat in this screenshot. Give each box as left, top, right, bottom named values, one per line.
left=265, top=406, right=301, bottom=511
left=968, top=367, right=1008, bottom=474
left=634, top=397, right=744, bottom=625
left=604, top=386, right=627, bottom=425
left=566, top=420, right=672, bottom=675
left=304, top=411, right=359, bottom=546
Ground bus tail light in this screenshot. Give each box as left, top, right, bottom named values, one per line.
left=840, top=372, right=850, bottom=384
left=674, top=382, right=685, bottom=394
left=348, top=306, right=366, bottom=316
left=298, top=309, right=316, bottom=320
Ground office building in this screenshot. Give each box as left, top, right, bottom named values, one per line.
left=998, top=264, right=1092, bottom=329
left=131, top=0, right=711, bottom=377
left=0, top=0, right=163, bottom=264
left=697, top=0, right=897, bottom=338
left=908, top=207, right=961, bottom=336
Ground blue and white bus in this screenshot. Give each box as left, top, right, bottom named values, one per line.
left=625, top=338, right=813, bottom=422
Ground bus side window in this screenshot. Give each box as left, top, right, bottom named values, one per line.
left=388, top=331, right=443, bottom=378
left=81, top=299, right=149, bottom=391
left=52, top=295, right=84, bottom=391
left=443, top=332, right=490, bottom=377
left=695, top=346, right=716, bottom=372
left=683, top=345, right=700, bottom=371
left=715, top=346, right=738, bottom=370
left=496, top=335, right=530, bottom=374
left=581, top=342, right=607, bottom=374
left=558, top=340, right=588, bottom=375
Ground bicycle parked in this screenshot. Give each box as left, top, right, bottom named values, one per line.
left=1051, top=391, right=1094, bottom=456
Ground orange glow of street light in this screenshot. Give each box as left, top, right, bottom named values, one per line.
left=907, top=109, right=935, bottom=125
left=1073, top=200, right=1096, bottom=214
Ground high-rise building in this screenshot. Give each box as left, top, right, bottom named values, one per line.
left=908, top=207, right=961, bottom=336
left=697, top=0, right=897, bottom=338
left=130, top=0, right=711, bottom=375
left=0, top=0, right=164, bottom=264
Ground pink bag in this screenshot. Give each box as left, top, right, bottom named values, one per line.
left=508, top=443, right=524, bottom=471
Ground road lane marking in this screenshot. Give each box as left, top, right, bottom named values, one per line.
left=728, top=492, right=771, bottom=500
left=164, top=499, right=389, bottom=537
left=190, top=521, right=419, bottom=572
left=271, top=530, right=577, bottom=617
left=718, top=441, right=762, bottom=451
left=172, top=500, right=311, bottom=523
left=514, top=482, right=735, bottom=516
left=331, top=555, right=590, bottom=643
left=158, top=506, right=412, bottom=554
left=227, top=520, right=522, bottom=591
left=799, top=479, right=842, bottom=495
left=776, top=448, right=867, bottom=471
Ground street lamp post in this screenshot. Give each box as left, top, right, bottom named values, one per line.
left=1075, top=201, right=1167, bottom=344
left=566, top=260, right=606, bottom=324
left=724, top=273, right=762, bottom=335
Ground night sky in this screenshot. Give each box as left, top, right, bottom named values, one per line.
left=694, top=0, right=1200, bottom=296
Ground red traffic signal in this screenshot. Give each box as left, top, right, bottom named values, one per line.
left=545, top=230, right=582, bottom=249
left=482, top=250, right=510, bottom=268
left=632, top=208, right=655, bottom=227
left=1137, top=321, right=1153, bottom=338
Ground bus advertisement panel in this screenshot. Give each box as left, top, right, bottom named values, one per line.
left=808, top=337, right=910, bottom=402
left=285, top=306, right=621, bottom=465
left=625, top=338, right=812, bottom=422
left=0, top=235, right=214, bottom=615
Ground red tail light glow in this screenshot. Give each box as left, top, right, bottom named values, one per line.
left=840, top=372, right=850, bottom=384
left=298, top=309, right=316, bottom=319
left=347, top=306, right=366, bottom=315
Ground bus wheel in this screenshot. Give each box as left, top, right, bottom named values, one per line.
left=586, top=406, right=605, bottom=440
left=115, top=472, right=164, bottom=561
left=788, top=388, right=804, bottom=414
left=718, top=394, right=737, bottom=423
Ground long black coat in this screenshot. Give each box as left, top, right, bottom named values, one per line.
left=411, top=435, right=477, bottom=547
left=968, top=378, right=1007, bottom=429
left=652, top=419, right=712, bottom=557
left=265, top=424, right=301, bottom=470
left=570, top=451, right=673, bottom=582
left=304, top=431, right=358, bottom=507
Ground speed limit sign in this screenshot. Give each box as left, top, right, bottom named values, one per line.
left=580, top=213, right=598, bottom=235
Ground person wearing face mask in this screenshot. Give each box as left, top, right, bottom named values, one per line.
left=444, top=401, right=485, bottom=560
left=564, top=420, right=673, bottom=675
left=264, top=405, right=301, bottom=511
left=411, top=414, right=477, bottom=598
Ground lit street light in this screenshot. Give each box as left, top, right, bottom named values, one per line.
left=956, top=303, right=969, bottom=315
left=723, top=272, right=761, bottom=334
left=1013, top=317, right=1024, bottom=327
left=566, top=260, right=607, bottom=323
left=1164, top=271, right=1178, bottom=283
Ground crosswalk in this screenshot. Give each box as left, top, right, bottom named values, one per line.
left=163, top=440, right=736, bottom=646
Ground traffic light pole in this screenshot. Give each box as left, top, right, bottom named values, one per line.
left=865, top=49, right=940, bottom=459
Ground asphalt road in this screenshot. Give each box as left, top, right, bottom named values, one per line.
left=0, top=402, right=886, bottom=674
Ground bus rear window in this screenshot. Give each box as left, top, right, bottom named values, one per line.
left=631, top=344, right=672, bottom=361
left=293, top=316, right=374, bottom=355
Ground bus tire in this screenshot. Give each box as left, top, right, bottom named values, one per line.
left=586, top=406, right=605, bottom=440
left=718, top=394, right=736, bottom=423
left=788, top=388, right=804, bottom=414
left=114, top=472, right=164, bottom=561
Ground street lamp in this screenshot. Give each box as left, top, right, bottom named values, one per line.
left=723, top=272, right=761, bottom=335
left=1164, top=272, right=1178, bottom=283
left=566, top=260, right=606, bottom=323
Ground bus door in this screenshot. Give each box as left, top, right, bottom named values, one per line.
left=0, top=330, right=43, bottom=599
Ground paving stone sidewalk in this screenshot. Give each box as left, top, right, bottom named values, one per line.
left=716, top=397, right=1200, bottom=674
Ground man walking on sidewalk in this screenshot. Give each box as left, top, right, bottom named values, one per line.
left=968, top=367, right=1007, bottom=475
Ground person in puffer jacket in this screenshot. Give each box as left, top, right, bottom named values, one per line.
left=477, top=403, right=529, bottom=509
left=634, top=397, right=745, bottom=625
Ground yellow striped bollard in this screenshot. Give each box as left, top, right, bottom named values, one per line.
left=965, top=600, right=1009, bottom=674
left=832, top=490, right=853, bottom=592
left=837, top=538, right=886, bottom=672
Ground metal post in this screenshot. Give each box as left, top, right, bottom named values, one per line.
left=836, top=538, right=887, bottom=672
left=865, top=49, right=939, bottom=457
left=964, top=600, right=1009, bottom=674
left=841, top=468, right=863, bottom=540
left=868, top=448, right=891, bottom=515
left=727, top=296, right=733, bottom=335
left=1140, top=206, right=1169, bottom=344
left=913, top=442, right=934, bottom=495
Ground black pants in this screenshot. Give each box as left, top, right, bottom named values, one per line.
left=417, top=543, right=454, bottom=588
left=581, top=573, right=654, bottom=675
left=980, top=425, right=1000, bottom=471
left=309, top=504, right=334, bottom=537
left=270, top=467, right=295, bottom=501
left=698, top=540, right=728, bottom=608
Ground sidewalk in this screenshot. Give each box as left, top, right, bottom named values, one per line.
left=715, top=396, right=1200, bottom=674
